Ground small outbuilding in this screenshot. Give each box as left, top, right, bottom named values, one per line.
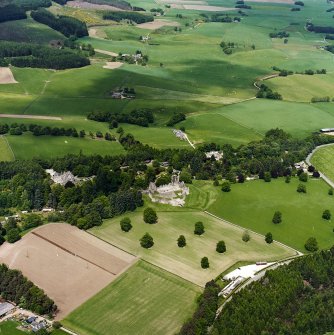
left=0, top=302, right=15, bottom=317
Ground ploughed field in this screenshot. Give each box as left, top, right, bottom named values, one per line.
left=0, top=223, right=136, bottom=319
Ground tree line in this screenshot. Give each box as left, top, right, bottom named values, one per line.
left=31, top=8, right=88, bottom=38
left=88, top=108, right=154, bottom=127
left=0, top=4, right=27, bottom=23
left=0, top=41, right=90, bottom=70
left=0, top=264, right=56, bottom=315
left=102, top=11, right=154, bottom=24
left=307, top=23, right=334, bottom=34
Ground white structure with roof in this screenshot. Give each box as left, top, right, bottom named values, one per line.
left=0, top=302, right=15, bottom=317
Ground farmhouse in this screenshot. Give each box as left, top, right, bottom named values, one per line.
left=205, top=151, right=223, bottom=161
left=0, top=302, right=15, bottom=318
left=46, top=169, right=78, bottom=186
left=173, top=129, right=187, bottom=141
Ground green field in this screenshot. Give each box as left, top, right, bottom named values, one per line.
left=311, top=145, right=334, bottom=183
left=63, top=261, right=201, bottom=335
left=0, top=136, right=14, bottom=161
left=91, top=182, right=294, bottom=286
left=208, top=177, right=334, bottom=251
left=267, top=74, right=334, bottom=103
left=6, top=133, right=124, bottom=160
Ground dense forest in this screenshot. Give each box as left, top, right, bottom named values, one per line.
left=0, top=264, right=56, bottom=315
left=0, top=5, right=27, bottom=23
left=31, top=9, right=88, bottom=38
left=0, top=41, right=90, bottom=70
left=103, top=11, right=154, bottom=23
left=212, top=248, right=334, bottom=335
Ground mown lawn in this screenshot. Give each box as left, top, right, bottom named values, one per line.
left=311, top=144, right=334, bottom=184
left=208, top=177, right=334, bottom=251
left=91, top=202, right=293, bottom=286
left=62, top=261, right=201, bottom=335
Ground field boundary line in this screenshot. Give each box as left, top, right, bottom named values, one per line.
left=88, top=232, right=203, bottom=288
left=140, top=258, right=203, bottom=289
left=203, top=211, right=303, bottom=256
left=2, top=135, right=15, bottom=160
left=32, top=231, right=118, bottom=275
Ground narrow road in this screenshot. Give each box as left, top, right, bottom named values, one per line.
left=184, top=133, right=195, bottom=149
left=306, top=143, right=334, bottom=189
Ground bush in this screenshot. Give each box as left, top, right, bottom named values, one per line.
left=120, top=217, right=132, bottom=232
left=298, top=172, right=308, bottom=182
left=265, top=232, right=273, bottom=244
left=21, top=213, right=43, bottom=231
left=328, top=188, right=333, bottom=196
left=53, top=321, right=62, bottom=329
left=143, top=207, right=158, bottom=224
left=272, top=211, right=282, bottom=224
left=177, top=235, right=186, bottom=247
left=0, top=234, right=5, bottom=246
left=194, top=221, right=205, bottom=235
left=285, top=175, right=291, bottom=183
left=264, top=172, right=271, bottom=182
left=221, top=181, right=231, bottom=192
left=242, top=230, right=250, bottom=242
left=7, top=228, right=21, bottom=243
left=304, top=237, right=318, bottom=252
left=140, top=233, right=154, bottom=248
left=297, top=184, right=307, bottom=193
left=201, top=257, right=209, bottom=269
left=322, top=210, right=331, bottom=221
left=216, top=240, right=226, bottom=253
left=166, top=112, right=186, bottom=126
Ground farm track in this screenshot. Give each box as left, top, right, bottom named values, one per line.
left=32, top=231, right=118, bottom=275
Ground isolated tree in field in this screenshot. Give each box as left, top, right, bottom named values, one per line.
left=272, top=211, right=282, bottom=224
left=140, top=233, right=154, bottom=248
left=329, top=188, right=333, bottom=196
left=264, top=172, right=271, bottom=182
left=285, top=175, right=291, bottom=183
left=221, top=181, right=231, bottom=192
left=194, top=221, right=205, bottom=235
left=322, top=210, right=331, bottom=221
left=143, top=207, right=158, bottom=224
left=299, top=172, right=308, bottom=182
left=297, top=184, right=306, bottom=193
left=304, top=237, right=318, bottom=252
left=265, top=232, right=273, bottom=244
left=177, top=235, right=186, bottom=247
left=201, top=257, right=209, bottom=269
left=6, top=228, right=21, bottom=243
left=242, top=230, right=250, bottom=242
left=120, top=217, right=132, bottom=232
left=216, top=240, right=226, bottom=253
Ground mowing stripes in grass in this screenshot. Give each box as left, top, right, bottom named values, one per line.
left=62, top=260, right=201, bottom=335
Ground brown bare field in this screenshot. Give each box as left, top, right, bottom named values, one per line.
left=0, top=67, right=17, bottom=84
left=0, top=223, right=136, bottom=319
left=103, top=61, right=123, bottom=69
left=0, top=114, right=62, bottom=120
left=67, top=1, right=124, bottom=11
left=137, top=19, right=180, bottom=29
left=182, top=5, right=235, bottom=11
left=248, top=0, right=293, bottom=3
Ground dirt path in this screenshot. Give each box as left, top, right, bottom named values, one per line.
left=0, top=67, right=18, bottom=84
left=95, top=49, right=118, bottom=57
left=0, top=114, right=62, bottom=120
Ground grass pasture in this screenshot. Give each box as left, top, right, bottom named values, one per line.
left=208, top=178, right=334, bottom=251
left=6, top=133, right=124, bottom=160
left=91, top=204, right=294, bottom=286
left=0, top=136, right=14, bottom=161
left=311, top=144, right=334, bottom=184
left=63, top=260, right=201, bottom=335
left=267, top=74, right=334, bottom=102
